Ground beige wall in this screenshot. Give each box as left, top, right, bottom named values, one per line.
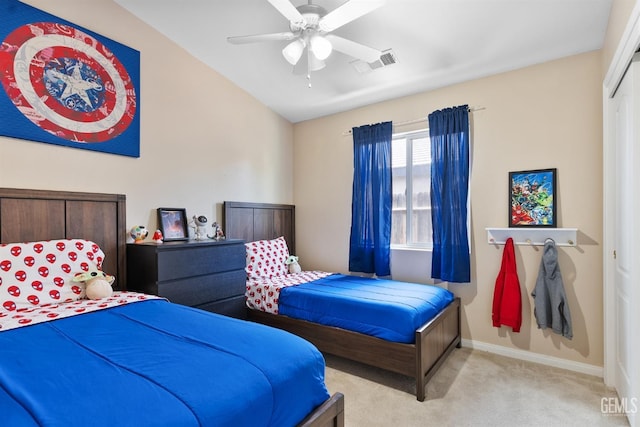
left=294, top=51, right=604, bottom=367
left=0, top=0, right=294, bottom=232
left=602, top=0, right=636, bottom=76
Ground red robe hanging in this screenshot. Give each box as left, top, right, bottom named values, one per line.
left=492, top=237, right=522, bottom=332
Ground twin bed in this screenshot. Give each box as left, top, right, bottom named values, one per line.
left=0, top=188, right=343, bottom=427
left=224, top=201, right=461, bottom=402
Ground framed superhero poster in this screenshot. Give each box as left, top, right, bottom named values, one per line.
left=0, top=1, right=140, bottom=157
left=509, top=168, right=557, bottom=227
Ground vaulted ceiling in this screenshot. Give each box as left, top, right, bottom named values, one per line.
left=114, top=0, right=612, bottom=123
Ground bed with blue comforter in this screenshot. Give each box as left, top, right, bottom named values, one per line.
left=0, top=190, right=344, bottom=427
left=0, top=299, right=332, bottom=427
left=246, top=271, right=461, bottom=402
left=225, top=201, right=462, bottom=401
left=278, top=274, right=455, bottom=344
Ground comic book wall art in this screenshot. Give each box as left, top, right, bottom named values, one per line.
left=0, top=1, right=140, bottom=157
left=509, top=168, right=557, bottom=227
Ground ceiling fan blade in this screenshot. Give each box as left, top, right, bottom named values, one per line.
left=319, top=0, right=385, bottom=32
left=325, top=35, right=381, bottom=63
left=227, top=32, right=297, bottom=44
left=267, top=0, right=307, bottom=26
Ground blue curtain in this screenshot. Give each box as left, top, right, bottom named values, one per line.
left=429, top=105, right=470, bottom=283
left=348, top=121, right=392, bottom=277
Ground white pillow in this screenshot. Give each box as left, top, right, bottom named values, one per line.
left=245, top=236, right=290, bottom=280
left=0, top=239, right=105, bottom=311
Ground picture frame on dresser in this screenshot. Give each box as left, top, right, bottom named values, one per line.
left=157, top=207, right=189, bottom=241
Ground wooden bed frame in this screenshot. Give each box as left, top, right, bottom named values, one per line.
left=224, top=201, right=462, bottom=401
left=0, top=188, right=344, bottom=427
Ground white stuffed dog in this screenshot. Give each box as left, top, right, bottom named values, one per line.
left=72, top=270, right=115, bottom=300
left=285, top=255, right=301, bottom=274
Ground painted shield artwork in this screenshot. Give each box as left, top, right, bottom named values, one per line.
left=0, top=1, right=140, bottom=157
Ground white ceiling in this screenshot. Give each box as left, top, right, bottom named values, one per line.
left=114, top=0, right=612, bottom=123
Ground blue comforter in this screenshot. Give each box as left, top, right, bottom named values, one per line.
left=278, top=274, right=455, bottom=343
left=0, top=300, right=329, bottom=427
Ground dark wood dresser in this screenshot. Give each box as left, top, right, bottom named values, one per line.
left=126, top=239, right=247, bottom=318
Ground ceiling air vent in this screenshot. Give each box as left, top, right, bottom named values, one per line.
left=351, top=49, right=397, bottom=74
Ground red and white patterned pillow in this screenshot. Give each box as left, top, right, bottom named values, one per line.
left=245, top=236, right=290, bottom=280
left=0, top=239, right=105, bottom=312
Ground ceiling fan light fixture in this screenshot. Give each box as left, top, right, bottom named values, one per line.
left=308, top=52, right=326, bottom=71
left=310, top=35, right=332, bottom=60
left=282, top=38, right=306, bottom=65
left=229, top=0, right=387, bottom=80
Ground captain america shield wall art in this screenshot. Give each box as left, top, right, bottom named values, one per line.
left=0, top=1, right=140, bottom=157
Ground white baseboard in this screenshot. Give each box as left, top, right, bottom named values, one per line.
left=461, top=338, right=603, bottom=378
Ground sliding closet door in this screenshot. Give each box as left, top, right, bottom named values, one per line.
left=607, top=53, right=640, bottom=427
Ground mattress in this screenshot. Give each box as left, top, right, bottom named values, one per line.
left=277, top=274, right=455, bottom=343
left=0, top=299, right=329, bottom=427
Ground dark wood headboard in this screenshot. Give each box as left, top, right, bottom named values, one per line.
left=0, top=188, right=127, bottom=290
left=223, top=201, right=295, bottom=253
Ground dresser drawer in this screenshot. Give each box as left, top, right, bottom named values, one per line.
left=127, top=239, right=247, bottom=319
left=196, top=295, right=247, bottom=319
left=158, top=269, right=246, bottom=307
left=156, top=244, right=245, bottom=281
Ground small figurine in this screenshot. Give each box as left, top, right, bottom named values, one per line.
left=152, top=229, right=163, bottom=244
left=129, top=225, right=148, bottom=244
left=190, top=215, right=208, bottom=241
left=209, top=222, right=225, bottom=241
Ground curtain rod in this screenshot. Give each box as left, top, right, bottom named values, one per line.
left=341, top=106, right=485, bottom=136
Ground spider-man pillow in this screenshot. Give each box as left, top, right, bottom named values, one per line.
left=245, top=236, right=290, bottom=280
left=0, top=239, right=104, bottom=311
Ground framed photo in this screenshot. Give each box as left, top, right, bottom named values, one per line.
left=509, top=168, right=557, bottom=227
left=157, top=208, right=189, bottom=241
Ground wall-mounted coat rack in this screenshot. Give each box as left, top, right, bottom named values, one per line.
left=486, top=227, right=578, bottom=247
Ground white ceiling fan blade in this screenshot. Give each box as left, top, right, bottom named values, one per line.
left=319, top=0, right=385, bottom=32
left=325, top=34, right=381, bottom=63
left=227, top=32, right=296, bottom=44
left=267, top=0, right=307, bottom=27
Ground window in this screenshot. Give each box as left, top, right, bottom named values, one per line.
left=391, top=129, right=432, bottom=249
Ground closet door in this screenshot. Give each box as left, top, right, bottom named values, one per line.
left=608, top=53, right=640, bottom=426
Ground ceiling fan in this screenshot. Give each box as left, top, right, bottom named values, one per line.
left=227, top=0, right=386, bottom=75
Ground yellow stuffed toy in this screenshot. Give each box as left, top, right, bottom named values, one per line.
left=72, top=270, right=115, bottom=300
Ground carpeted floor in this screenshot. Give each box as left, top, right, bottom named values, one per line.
left=323, top=347, right=630, bottom=427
